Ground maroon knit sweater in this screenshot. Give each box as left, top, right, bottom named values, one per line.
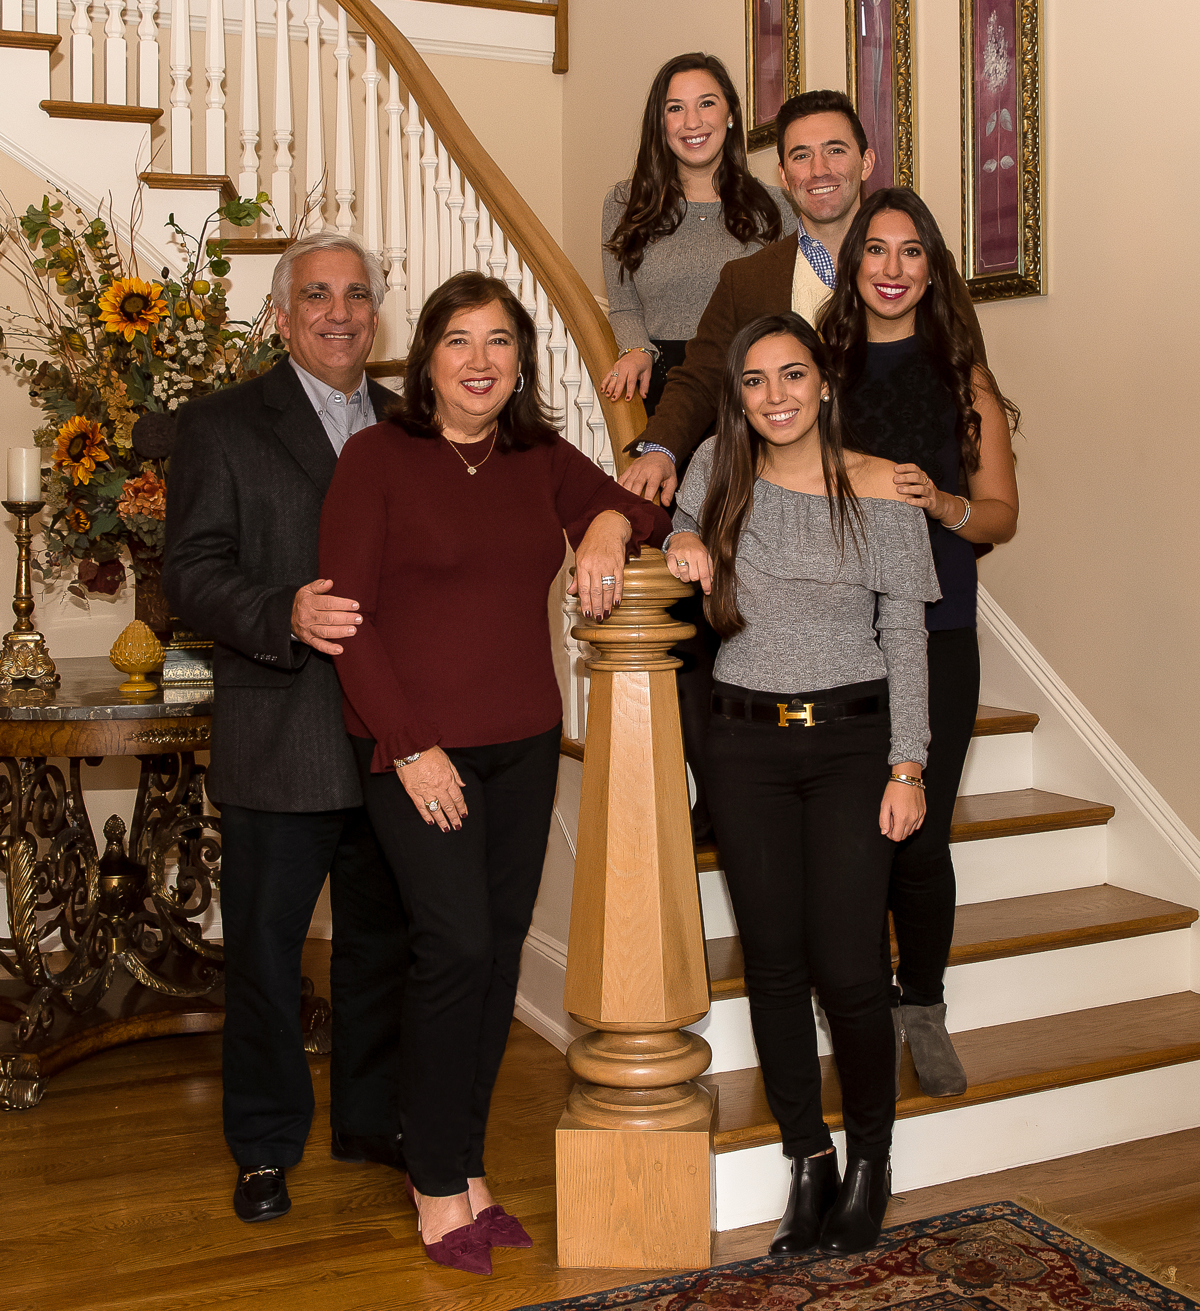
left=319, top=421, right=670, bottom=772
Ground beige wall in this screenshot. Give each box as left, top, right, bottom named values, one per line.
left=424, top=50, right=564, bottom=246
left=562, top=0, right=1200, bottom=835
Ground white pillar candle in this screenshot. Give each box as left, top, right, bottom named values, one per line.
left=7, top=448, right=41, bottom=502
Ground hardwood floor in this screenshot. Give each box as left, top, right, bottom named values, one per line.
left=4, top=968, right=1198, bottom=1310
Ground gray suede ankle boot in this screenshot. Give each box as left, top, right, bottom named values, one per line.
left=898, top=1003, right=967, bottom=1097
left=891, top=1007, right=903, bottom=1100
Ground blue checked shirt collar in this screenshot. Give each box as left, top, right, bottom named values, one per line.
left=797, top=226, right=837, bottom=290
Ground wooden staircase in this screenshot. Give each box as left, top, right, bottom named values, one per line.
left=687, top=704, right=1200, bottom=1231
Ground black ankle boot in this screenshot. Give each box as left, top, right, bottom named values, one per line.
left=818, top=1155, right=891, bottom=1254
left=768, top=1150, right=841, bottom=1255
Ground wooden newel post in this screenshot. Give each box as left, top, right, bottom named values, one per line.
left=555, top=547, right=715, bottom=1269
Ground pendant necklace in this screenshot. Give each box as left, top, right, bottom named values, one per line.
left=444, top=427, right=497, bottom=475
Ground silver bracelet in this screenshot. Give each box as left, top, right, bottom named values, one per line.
left=394, top=752, right=421, bottom=769
left=945, top=496, right=971, bottom=532
left=618, top=344, right=658, bottom=361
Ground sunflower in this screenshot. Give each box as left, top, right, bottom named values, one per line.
left=68, top=506, right=91, bottom=533
left=54, top=416, right=110, bottom=486
left=97, top=277, right=168, bottom=341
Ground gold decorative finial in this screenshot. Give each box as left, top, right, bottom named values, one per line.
left=110, top=619, right=164, bottom=696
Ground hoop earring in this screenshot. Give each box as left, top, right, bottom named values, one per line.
left=514, top=372, right=525, bottom=393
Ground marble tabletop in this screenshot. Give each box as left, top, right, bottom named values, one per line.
left=0, top=657, right=212, bottom=721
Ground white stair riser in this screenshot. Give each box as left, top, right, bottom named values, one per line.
left=700, top=824, right=1110, bottom=940
left=959, top=731, right=1032, bottom=795
left=692, top=930, right=1191, bottom=1075
left=713, top=1057, right=1200, bottom=1230
left=954, top=825, right=1108, bottom=903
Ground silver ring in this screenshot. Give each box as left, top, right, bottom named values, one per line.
left=426, top=799, right=439, bottom=813
left=600, top=575, right=617, bottom=586
left=678, top=560, right=690, bottom=571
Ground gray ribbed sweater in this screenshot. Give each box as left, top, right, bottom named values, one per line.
left=601, top=182, right=797, bottom=350
left=671, top=437, right=941, bottom=765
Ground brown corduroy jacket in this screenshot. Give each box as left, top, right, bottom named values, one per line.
left=635, top=235, right=987, bottom=464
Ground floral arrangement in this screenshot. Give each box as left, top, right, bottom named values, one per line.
left=0, top=189, right=286, bottom=600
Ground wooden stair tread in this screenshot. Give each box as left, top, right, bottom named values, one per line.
left=0, top=31, right=60, bottom=52
left=974, top=704, right=1039, bottom=736
left=704, top=992, right=1200, bottom=1152
left=220, top=237, right=293, bottom=255
left=365, top=358, right=407, bottom=379
left=696, top=788, right=1115, bottom=874
left=707, top=885, right=1198, bottom=999
left=138, top=171, right=237, bottom=204
left=42, top=99, right=160, bottom=123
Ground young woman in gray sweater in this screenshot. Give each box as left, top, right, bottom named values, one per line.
left=665, top=312, right=940, bottom=1256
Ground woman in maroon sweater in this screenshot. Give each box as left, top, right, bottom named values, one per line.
left=319, top=271, right=668, bottom=1275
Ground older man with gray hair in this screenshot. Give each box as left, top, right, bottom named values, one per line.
left=165, top=232, right=407, bottom=1223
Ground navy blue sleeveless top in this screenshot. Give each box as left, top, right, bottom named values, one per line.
left=841, top=335, right=977, bottom=631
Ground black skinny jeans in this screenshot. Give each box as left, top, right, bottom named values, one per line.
left=705, top=682, right=897, bottom=1161
left=351, top=724, right=561, bottom=1197
left=885, top=627, right=981, bottom=1007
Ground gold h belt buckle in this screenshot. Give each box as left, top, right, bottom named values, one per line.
left=776, top=701, right=816, bottom=728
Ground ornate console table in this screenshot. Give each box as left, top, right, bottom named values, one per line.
left=0, top=657, right=327, bottom=1110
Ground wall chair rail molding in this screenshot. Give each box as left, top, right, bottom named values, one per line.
left=960, top=0, right=1044, bottom=300
left=846, top=0, right=916, bottom=192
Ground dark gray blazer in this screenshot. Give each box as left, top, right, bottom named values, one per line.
left=164, top=358, right=394, bottom=812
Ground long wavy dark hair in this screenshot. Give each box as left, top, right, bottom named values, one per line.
left=387, top=271, right=558, bottom=450
left=701, top=313, right=863, bottom=638
left=820, top=187, right=1019, bottom=471
left=605, top=53, right=784, bottom=279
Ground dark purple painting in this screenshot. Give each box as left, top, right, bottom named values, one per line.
left=972, top=0, right=1020, bottom=273
left=853, top=0, right=895, bottom=192
left=754, top=0, right=785, bottom=127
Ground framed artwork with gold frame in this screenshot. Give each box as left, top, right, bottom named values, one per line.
left=960, top=0, right=1044, bottom=300
left=745, top=0, right=804, bottom=152
left=846, top=0, right=916, bottom=193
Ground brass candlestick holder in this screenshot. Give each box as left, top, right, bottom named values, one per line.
left=0, top=499, right=58, bottom=689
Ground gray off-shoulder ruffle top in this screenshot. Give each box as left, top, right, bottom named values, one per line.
left=671, top=436, right=941, bottom=765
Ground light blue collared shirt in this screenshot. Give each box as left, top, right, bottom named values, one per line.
left=289, top=358, right=376, bottom=455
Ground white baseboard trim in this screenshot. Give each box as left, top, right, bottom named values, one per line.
left=978, top=585, right=1200, bottom=880
left=515, top=925, right=582, bottom=1054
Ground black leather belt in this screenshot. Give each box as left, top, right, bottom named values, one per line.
left=713, top=683, right=888, bottom=728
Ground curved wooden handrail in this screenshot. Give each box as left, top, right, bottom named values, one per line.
left=339, top=0, right=642, bottom=472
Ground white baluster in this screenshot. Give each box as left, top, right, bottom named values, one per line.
left=474, top=199, right=494, bottom=277
left=486, top=220, right=508, bottom=283
left=304, top=0, right=325, bottom=231
left=136, top=0, right=158, bottom=108
left=434, top=141, right=450, bottom=283
left=361, top=38, right=383, bottom=255
left=447, top=162, right=464, bottom=276
left=421, top=121, right=438, bottom=295
left=168, top=0, right=190, bottom=170
left=270, top=0, right=293, bottom=231
left=36, top=0, right=55, bottom=34
left=382, top=67, right=408, bottom=356
left=548, top=305, right=568, bottom=436
left=333, top=7, right=354, bottom=235
left=460, top=180, right=479, bottom=272
left=583, top=367, right=613, bottom=473
left=503, top=227, right=521, bottom=294
left=561, top=330, right=582, bottom=453
left=520, top=263, right=536, bottom=322
left=71, top=0, right=93, bottom=101
left=561, top=593, right=586, bottom=740
left=205, top=0, right=226, bottom=174
left=238, top=0, right=260, bottom=209
left=533, top=283, right=552, bottom=412
left=404, top=94, right=424, bottom=336
left=103, top=0, right=127, bottom=104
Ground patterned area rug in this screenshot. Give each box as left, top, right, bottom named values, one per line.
left=517, top=1202, right=1197, bottom=1311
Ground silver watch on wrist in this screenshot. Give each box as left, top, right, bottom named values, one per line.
left=394, top=751, right=421, bottom=769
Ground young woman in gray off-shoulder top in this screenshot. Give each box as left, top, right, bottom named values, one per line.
left=665, top=312, right=939, bottom=1257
